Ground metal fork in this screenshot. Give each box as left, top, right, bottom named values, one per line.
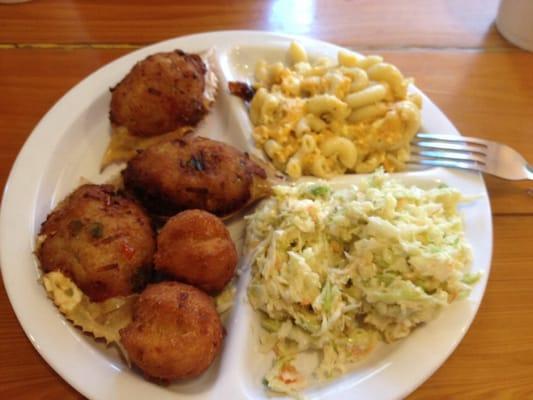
left=410, top=133, right=533, bottom=181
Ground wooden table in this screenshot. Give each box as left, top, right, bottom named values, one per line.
left=1, top=0, right=532, bottom=398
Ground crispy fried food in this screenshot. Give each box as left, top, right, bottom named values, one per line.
left=120, top=282, right=224, bottom=380
left=154, top=210, right=237, bottom=293
left=38, top=184, right=155, bottom=302
left=228, top=81, right=256, bottom=102
left=102, top=50, right=218, bottom=169
left=122, top=136, right=270, bottom=218
left=110, top=50, right=209, bottom=137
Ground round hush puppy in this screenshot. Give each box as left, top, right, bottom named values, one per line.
left=37, top=184, right=155, bottom=302
left=120, top=282, right=224, bottom=381
left=109, top=50, right=209, bottom=137
left=154, top=210, right=237, bottom=293
left=122, top=136, right=268, bottom=218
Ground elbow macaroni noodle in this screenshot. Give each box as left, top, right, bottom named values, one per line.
left=249, top=42, right=422, bottom=178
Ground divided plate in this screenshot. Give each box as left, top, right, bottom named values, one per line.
left=0, top=31, right=492, bottom=400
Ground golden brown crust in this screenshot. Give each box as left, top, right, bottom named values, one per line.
left=38, top=184, right=155, bottom=302
left=154, top=210, right=237, bottom=293
left=109, top=50, right=207, bottom=137
left=228, top=81, right=256, bottom=102
left=119, top=282, right=223, bottom=380
left=122, top=136, right=267, bottom=217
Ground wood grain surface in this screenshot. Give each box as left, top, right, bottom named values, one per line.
left=0, top=0, right=532, bottom=399
left=0, top=0, right=508, bottom=49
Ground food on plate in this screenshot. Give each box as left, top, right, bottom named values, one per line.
left=110, top=50, right=210, bottom=136
left=120, top=282, right=224, bottom=381
left=247, top=42, right=422, bottom=178
left=37, top=184, right=155, bottom=302
left=30, top=38, right=475, bottom=395
left=228, top=81, right=256, bottom=102
left=34, top=145, right=242, bottom=383
left=102, top=49, right=218, bottom=167
left=122, top=136, right=271, bottom=218
left=100, top=126, right=194, bottom=170
left=245, top=171, right=477, bottom=393
left=214, top=281, right=237, bottom=315
left=154, top=209, right=238, bottom=293
left=42, top=270, right=137, bottom=344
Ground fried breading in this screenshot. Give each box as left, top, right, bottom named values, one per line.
left=122, top=136, right=269, bottom=218
left=119, top=282, right=224, bottom=380
left=38, top=184, right=155, bottom=302
left=110, top=50, right=208, bottom=137
left=154, top=210, right=237, bottom=293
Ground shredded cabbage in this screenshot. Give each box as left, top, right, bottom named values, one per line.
left=245, top=171, right=476, bottom=394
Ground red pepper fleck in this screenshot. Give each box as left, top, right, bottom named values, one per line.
left=121, top=242, right=135, bottom=260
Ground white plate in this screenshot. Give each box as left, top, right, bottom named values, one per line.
left=0, top=31, right=492, bottom=400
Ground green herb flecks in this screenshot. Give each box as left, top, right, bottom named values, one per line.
left=309, top=184, right=330, bottom=198
left=88, top=222, right=104, bottom=239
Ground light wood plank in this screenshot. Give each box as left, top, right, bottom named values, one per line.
left=0, top=48, right=130, bottom=198
left=0, top=0, right=510, bottom=49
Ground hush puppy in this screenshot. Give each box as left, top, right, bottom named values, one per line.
left=120, top=282, right=224, bottom=380
left=154, top=210, right=237, bottom=293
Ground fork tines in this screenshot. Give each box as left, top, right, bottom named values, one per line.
left=410, top=133, right=487, bottom=168
left=410, top=133, right=532, bottom=180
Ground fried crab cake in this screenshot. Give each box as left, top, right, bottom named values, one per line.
left=122, top=136, right=270, bottom=218
left=110, top=50, right=210, bottom=137
left=37, top=184, right=155, bottom=302
left=103, top=50, right=218, bottom=168
left=154, top=210, right=237, bottom=293
left=120, top=282, right=224, bottom=381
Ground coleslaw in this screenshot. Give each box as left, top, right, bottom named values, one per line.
left=245, top=171, right=477, bottom=394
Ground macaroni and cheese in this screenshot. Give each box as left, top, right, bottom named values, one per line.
left=249, top=42, right=422, bottom=178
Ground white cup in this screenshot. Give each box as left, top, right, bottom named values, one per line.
left=496, top=0, right=533, bottom=52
